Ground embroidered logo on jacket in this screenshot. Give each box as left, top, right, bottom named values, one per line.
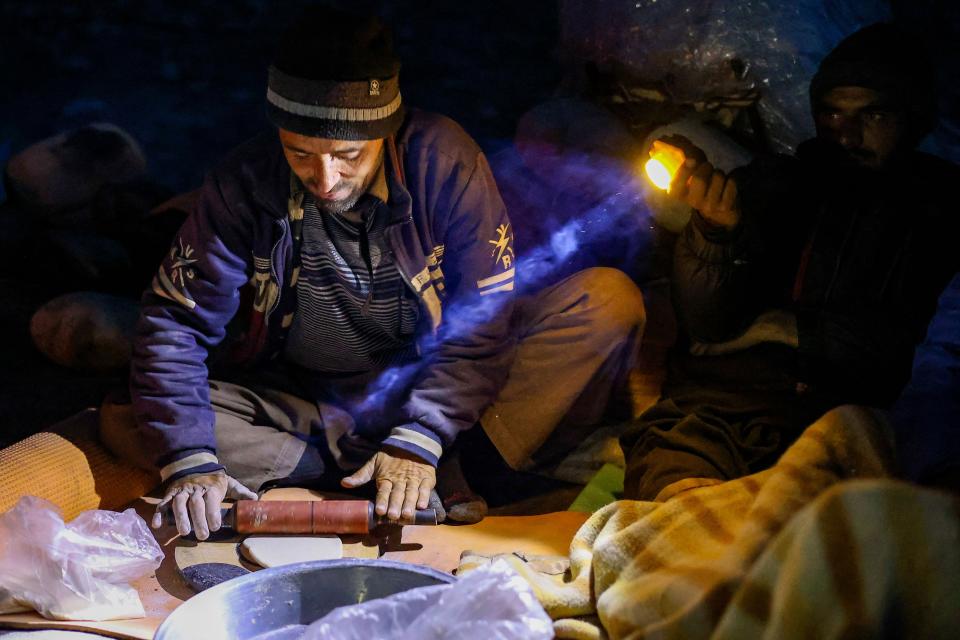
left=169, top=239, right=198, bottom=287
left=151, top=237, right=198, bottom=309
left=488, top=223, right=515, bottom=270
left=478, top=224, right=516, bottom=296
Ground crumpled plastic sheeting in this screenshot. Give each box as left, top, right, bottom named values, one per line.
left=560, top=0, right=891, bottom=153
left=0, top=496, right=164, bottom=621
left=300, top=560, right=554, bottom=640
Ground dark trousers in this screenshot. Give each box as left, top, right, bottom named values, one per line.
left=621, top=346, right=829, bottom=501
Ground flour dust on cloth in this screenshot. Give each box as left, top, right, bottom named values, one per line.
left=459, top=405, right=960, bottom=639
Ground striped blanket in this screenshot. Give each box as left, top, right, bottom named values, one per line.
left=459, top=405, right=960, bottom=639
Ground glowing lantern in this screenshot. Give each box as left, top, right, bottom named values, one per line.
left=644, top=140, right=686, bottom=191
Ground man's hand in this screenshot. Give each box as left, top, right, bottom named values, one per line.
left=341, top=450, right=436, bottom=522
left=151, top=470, right=257, bottom=540
left=659, top=135, right=741, bottom=230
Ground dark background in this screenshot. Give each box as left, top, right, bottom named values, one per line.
left=0, top=0, right=562, bottom=193
left=1, top=0, right=957, bottom=447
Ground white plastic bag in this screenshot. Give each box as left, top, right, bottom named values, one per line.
left=0, top=496, right=164, bottom=620
left=301, top=560, right=554, bottom=640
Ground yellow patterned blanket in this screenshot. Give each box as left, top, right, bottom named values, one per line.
left=459, top=406, right=960, bottom=639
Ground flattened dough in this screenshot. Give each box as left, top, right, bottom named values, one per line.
left=240, top=535, right=343, bottom=568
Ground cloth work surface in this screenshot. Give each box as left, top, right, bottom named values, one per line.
left=454, top=405, right=960, bottom=639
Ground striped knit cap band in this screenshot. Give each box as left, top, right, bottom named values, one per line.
left=266, top=9, right=404, bottom=140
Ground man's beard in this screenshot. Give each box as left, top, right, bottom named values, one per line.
left=841, top=147, right=882, bottom=169
left=312, top=148, right=385, bottom=215
left=314, top=184, right=363, bottom=214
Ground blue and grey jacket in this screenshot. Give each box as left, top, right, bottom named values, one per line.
left=130, top=109, right=517, bottom=483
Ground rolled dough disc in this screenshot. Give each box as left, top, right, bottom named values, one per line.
left=240, top=535, right=343, bottom=568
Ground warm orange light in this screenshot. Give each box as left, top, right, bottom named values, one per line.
left=644, top=140, right=686, bottom=191
left=644, top=158, right=674, bottom=190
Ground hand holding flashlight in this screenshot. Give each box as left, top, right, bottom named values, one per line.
left=645, top=135, right=740, bottom=231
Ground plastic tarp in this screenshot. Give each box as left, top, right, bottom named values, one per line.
left=560, top=0, right=892, bottom=153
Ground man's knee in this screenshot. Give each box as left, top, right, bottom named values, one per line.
left=570, top=267, right=646, bottom=339
left=624, top=444, right=726, bottom=501
left=621, top=402, right=737, bottom=501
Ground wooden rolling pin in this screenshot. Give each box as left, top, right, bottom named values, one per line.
left=164, top=500, right=438, bottom=534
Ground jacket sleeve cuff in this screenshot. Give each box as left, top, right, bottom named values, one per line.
left=381, top=425, right=443, bottom=467
left=690, top=211, right=742, bottom=245
left=160, top=451, right=224, bottom=483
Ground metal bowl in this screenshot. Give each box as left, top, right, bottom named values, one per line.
left=154, top=558, right=455, bottom=640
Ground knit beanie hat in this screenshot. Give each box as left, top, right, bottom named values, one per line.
left=266, top=8, right=404, bottom=140
left=810, top=23, right=937, bottom=139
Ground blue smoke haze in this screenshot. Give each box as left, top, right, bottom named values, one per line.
left=351, top=147, right=655, bottom=416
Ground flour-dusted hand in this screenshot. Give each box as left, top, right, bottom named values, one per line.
left=341, top=450, right=436, bottom=522
left=151, top=471, right=257, bottom=540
